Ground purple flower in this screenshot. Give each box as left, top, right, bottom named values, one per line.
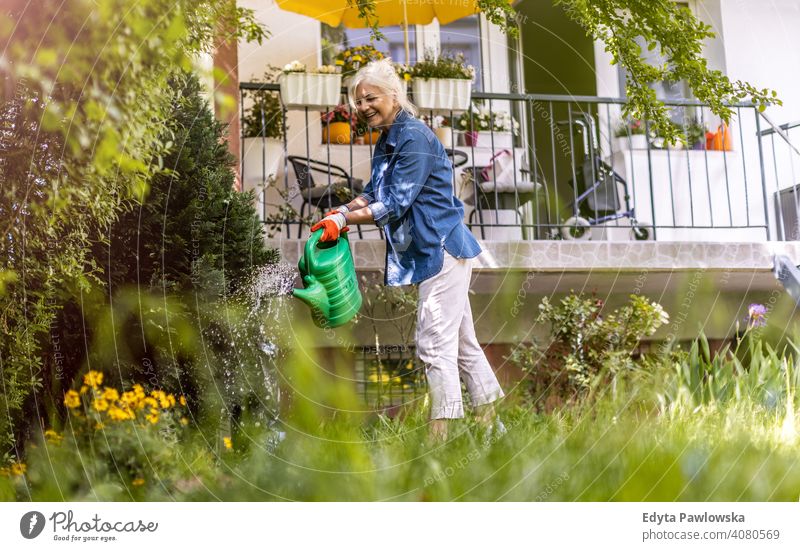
left=746, top=303, right=767, bottom=328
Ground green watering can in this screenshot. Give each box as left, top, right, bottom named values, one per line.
left=292, top=229, right=362, bottom=328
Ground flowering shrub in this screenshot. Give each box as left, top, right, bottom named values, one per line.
left=410, top=51, right=475, bottom=80
left=457, top=104, right=520, bottom=134
left=509, top=293, right=670, bottom=403
left=51, top=370, right=192, bottom=489
left=335, top=44, right=384, bottom=76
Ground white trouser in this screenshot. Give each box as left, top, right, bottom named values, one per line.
left=416, top=252, right=505, bottom=419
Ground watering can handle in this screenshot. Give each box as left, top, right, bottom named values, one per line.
left=304, top=228, right=324, bottom=267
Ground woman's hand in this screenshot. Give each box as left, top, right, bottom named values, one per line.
left=311, top=212, right=349, bottom=241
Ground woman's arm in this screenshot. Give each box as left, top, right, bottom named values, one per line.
left=342, top=195, right=370, bottom=212
left=344, top=206, right=375, bottom=225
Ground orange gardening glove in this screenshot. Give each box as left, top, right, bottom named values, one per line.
left=310, top=213, right=349, bottom=242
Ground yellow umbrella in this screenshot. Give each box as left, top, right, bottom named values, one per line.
left=276, top=0, right=495, bottom=64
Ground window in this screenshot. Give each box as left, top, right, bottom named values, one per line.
left=321, top=23, right=417, bottom=65
left=439, top=15, right=483, bottom=91
left=617, top=2, right=697, bottom=124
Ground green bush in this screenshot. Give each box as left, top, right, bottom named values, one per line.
left=102, top=71, right=276, bottom=296
left=509, top=293, right=670, bottom=406
left=0, top=0, right=267, bottom=459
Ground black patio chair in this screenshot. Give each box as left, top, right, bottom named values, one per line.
left=287, top=155, right=364, bottom=238
left=445, top=148, right=469, bottom=169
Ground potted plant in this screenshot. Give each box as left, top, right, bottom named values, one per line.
left=321, top=104, right=357, bottom=144
left=353, top=118, right=381, bottom=145
left=614, top=119, right=649, bottom=149
left=335, top=44, right=385, bottom=82
left=425, top=115, right=453, bottom=147
left=278, top=60, right=342, bottom=109
left=395, top=63, right=413, bottom=87
left=410, top=51, right=474, bottom=112
left=241, top=68, right=285, bottom=189
left=681, top=117, right=708, bottom=150
left=456, top=103, right=519, bottom=148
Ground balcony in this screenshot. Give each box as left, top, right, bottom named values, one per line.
left=239, top=82, right=800, bottom=313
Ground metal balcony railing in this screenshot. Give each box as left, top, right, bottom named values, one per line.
left=240, top=82, right=780, bottom=243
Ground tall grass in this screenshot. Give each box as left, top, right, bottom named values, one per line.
left=5, top=329, right=800, bottom=502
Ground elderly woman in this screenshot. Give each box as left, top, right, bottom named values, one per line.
left=311, top=59, right=504, bottom=441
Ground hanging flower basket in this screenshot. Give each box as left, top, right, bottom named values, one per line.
left=279, top=72, right=342, bottom=110
left=412, top=78, right=472, bottom=112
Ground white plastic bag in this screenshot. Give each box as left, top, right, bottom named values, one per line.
left=480, top=149, right=515, bottom=188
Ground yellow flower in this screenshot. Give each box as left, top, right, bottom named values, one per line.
left=131, top=478, right=145, bottom=487
left=44, top=429, right=63, bottom=444
left=166, top=394, right=176, bottom=407
left=102, top=387, right=119, bottom=401
left=151, top=391, right=170, bottom=409
left=108, top=406, right=134, bottom=422
left=10, top=462, right=26, bottom=476
left=344, top=50, right=351, bottom=56
left=403, top=73, right=411, bottom=82
left=179, top=395, right=187, bottom=406
left=120, top=391, right=138, bottom=407
left=64, top=390, right=81, bottom=409
left=79, top=385, right=88, bottom=395
left=132, top=384, right=145, bottom=399
left=180, top=417, right=189, bottom=426
left=83, top=370, right=103, bottom=389
left=142, top=397, right=158, bottom=409
left=352, top=54, right=362, bottom=62
left=334, top=59, right=344, bottom=66
left=223, top=437, right=233, bottom=450
left=145, top=412, right=159, bottom=425
left=92, top=398, right=109, bottom=412
left=94, top=422, right=105, bottom=430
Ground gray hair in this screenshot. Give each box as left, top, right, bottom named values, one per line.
left=347, top=58, right=418, bottom=118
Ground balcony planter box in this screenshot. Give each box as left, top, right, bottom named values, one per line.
left=242, top=137, right=283, bottom=190
left=412, top=78, right=471, bottom=112
left=462, top=130, right=513, bottom=149
left=279, top=72, right=342, bottom=110
left=613, top=134, right=649, bottom=150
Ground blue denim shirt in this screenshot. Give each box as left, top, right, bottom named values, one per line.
left=362, top=110, right=481, bottom=286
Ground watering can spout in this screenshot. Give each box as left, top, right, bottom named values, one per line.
left=291, top=276, right=331, bottom=322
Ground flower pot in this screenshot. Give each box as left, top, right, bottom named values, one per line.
left=614, top=134, right=649, bottom=150
left=322, top=121, right=352, bottom=144
left=279, top=72, right=342, bottom=110
left=434, top=127, right=453, bottom=147
left=463, top=130, right=479, bottom=147
left=365, top=130, right=380, bottom=145
left=412, top=78, right=471, bottom=112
